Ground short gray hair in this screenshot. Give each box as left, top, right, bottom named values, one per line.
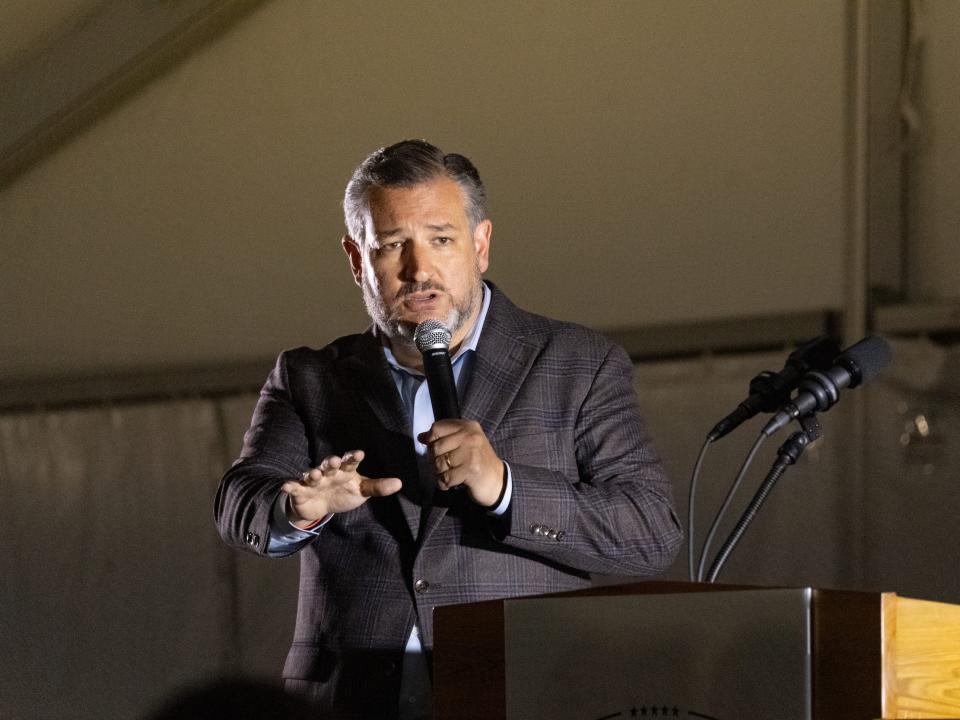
left=343, top=139, right=487, bottom=245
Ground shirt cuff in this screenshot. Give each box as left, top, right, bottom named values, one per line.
left=266, top=491, right=330, bottom=554
left=487, top=462, right=513, bottom=516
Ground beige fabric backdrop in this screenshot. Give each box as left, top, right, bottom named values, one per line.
left=0, top=0, right=849, bottom=379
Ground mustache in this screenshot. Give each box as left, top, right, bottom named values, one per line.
left=394, top=281, right=447, bottom=301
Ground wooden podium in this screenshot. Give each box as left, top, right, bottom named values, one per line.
left=432, top=582, right=960, bottom=720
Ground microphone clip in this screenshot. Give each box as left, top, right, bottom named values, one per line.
left=776, top=413, right=822, bottom=466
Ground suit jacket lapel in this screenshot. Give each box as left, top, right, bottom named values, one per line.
left=462, top=285, right=541, bottom=436
left=339, top=330, right=409, bottom=437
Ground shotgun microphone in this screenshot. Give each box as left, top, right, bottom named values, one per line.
left=762, top=335, right=892, bottom=436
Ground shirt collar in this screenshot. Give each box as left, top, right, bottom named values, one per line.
left=382, top=282, right=491, bottom=373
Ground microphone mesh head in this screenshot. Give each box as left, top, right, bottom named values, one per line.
left=414, top=319, right=452, bottom=352
left=842, top=335, right=892, bottom=386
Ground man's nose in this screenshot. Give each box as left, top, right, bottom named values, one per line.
left=400, top=243, right=432, bottom=282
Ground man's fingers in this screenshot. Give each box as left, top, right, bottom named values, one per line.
left=359, top=476, right=402, bottom=498
left=434, top=449, right=459, bottom=474
left=417, top=418, right=466, bottom=446
left=435, top=470, right=464, bottom=491
left=339, top=449, right=364, bottom=472
left=434, top=449, right=467, bottom=489
left=425, top=431, right=466, bottom=459
left=307, top=450, right=365, bottom=482
left=319, top=455, right=341, bottom=475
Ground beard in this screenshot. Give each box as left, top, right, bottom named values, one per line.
left=362, top=263, right=483, bottom=352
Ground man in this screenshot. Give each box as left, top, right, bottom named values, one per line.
left=214, top=140, right=681, bottom=719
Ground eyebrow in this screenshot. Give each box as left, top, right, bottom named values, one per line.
left=376, top=222, right=457, bottom=239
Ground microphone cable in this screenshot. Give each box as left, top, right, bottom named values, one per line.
left=705, top=421, right=818, bottom=582
left=705, top=454, right=791, bottom=583
left=686, top=436, right=714, bottom=581
left=696, top=432, right=768, bottom=582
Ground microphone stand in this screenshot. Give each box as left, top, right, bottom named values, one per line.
left=705, top=413, right=823, bottom=583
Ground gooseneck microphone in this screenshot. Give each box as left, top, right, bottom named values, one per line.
left=708, top=336, right=841, bottom=441
left=414, top=319, right=461, bottom=420
left=762, top=335, right=892, bottom=436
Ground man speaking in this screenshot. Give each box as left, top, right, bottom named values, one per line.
left=214, top=140, right=682, bottom=719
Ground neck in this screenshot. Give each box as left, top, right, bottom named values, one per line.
left=388, top=338, right=425, bottom=372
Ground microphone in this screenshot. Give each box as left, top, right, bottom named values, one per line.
left=762, top=335, right=892, bottom=436
left=709, top=337, right=841, bottom=441
left=414, top=319, right=461, bottom=420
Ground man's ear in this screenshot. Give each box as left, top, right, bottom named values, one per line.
left=473, top=219, right=492, bottom=274
left=342, top=236, right=363, bottom=286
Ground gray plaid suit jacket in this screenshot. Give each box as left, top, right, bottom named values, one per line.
left=214, top=284, right=681, bottom=718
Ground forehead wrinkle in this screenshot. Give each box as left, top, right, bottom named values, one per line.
left=367, top=178, right=470, bottom=242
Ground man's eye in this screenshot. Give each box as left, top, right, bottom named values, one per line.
left=435, top=236, right=452, bottom=245
left=379, top=241, right=403, bottom=251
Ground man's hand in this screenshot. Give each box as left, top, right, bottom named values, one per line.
left=420, top=420, right=505, bottom=507
left=281, top=450, right=402, bottom=528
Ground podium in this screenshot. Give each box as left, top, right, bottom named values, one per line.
left=432, top=582, right=960, bottom=720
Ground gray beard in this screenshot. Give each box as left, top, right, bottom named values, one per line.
left=363, top=275, right=483, bottom=354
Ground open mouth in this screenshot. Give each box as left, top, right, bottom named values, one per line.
left=403, top=290, right=442, bottom=307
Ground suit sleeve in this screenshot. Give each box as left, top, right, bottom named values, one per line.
left=490, top=343, right=682, bottom=576
left=214, top=351, right=315, bottom=557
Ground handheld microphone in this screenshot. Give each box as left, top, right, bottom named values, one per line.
left=414, top=319, right=461, bottom=420
left=709, top=336, right=841, bottom=441
left=762, top=335, right=892, bottom=436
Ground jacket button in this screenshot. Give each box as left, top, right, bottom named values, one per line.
left=414, top=579, right=430, bottom=593
left=530, top=524, right=542, bottom=535
left=383, top=661, right=397, bottom=677
left=555, top=530, right=565, bottom=541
